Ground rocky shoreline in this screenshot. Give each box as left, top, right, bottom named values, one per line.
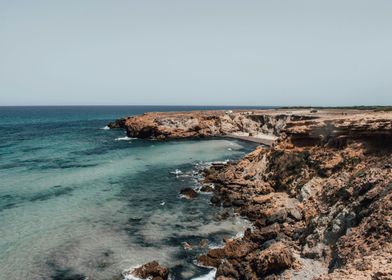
left=110, top=109, right=392, bottom=280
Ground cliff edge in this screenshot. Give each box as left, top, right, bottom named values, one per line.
left=111, top=109, right=392, bottom=280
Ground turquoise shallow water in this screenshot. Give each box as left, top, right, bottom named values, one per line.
left=0, top=106, right=260, bottom=280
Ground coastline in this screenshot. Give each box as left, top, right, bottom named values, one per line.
left=110, top=108, right=392, bottom=280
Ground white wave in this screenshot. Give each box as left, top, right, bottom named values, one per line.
left=207, top=243, right=224, bottom=249
left=115, top=136, right=135, bottom=141
left=123, top=275, right=142, bottom=280
left=169, top=169, right=183, bottom=175
left=123, top=265, right=175, bottom=280
left=123, top=273, right=142, bottom=280
left=122, top=265, right=143, bottom=280
left=101, top=125, right=110, bottom=130
left=191, top=269, right=216, bottom=280
left=235, top=230, right=246, bottom=239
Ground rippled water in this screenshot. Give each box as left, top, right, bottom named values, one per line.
left=0, top=106, right=259, bottom=280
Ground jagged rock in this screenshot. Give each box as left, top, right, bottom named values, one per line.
left=302, top=243, right=325, bottom=259
left=199, top=239, right=209, bottom=248
left=288, top=207, right=303, bottom=221
left=180, top=188, right=198, bottom=199
left=200, top=184, right=214, bottom=192
left=114, top=109, right=392, bottom=279
left=197, top=254, right=221, bottom=268
left=251, top=242, right=296, bottom=277
left=223, top=240, right=255, bottom=258
left=108, top=110, right=293, bottom=141
left=108, top=118, right=127, bottom=129
left=208, top=248, right=225, bottom=259
left=210, top=195, right=221, bottom=205
left=127, top=261, right=169, bottom=280
left=216, top=259, right=240, bottom=279
left=261, top=239, right=277, bottom=250
left=232, top=199, right=246, bottom=206
left=266, top=209, right=288, bottom=224
left=250, top=223, right=280, bottom=243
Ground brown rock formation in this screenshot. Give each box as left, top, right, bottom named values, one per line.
left=125, top=261, right=169, bottom=280
left=180, top=187, right=198, bottom=199
left=113, top=109, right=392, bottom=279
left=108, top=109, right=314, bottom=141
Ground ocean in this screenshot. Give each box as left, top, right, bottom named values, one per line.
left=0, top=106, right=261, bottom=280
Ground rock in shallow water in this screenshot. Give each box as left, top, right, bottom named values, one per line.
left=200, top=184, right=214, bottom=192
left=180, top=187, right=198, bottom=199
left=126, top=261, right=169, bottom=280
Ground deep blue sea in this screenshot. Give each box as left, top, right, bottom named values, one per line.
left=0, top=106, right=261, bottom=280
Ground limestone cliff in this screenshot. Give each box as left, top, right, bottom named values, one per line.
left=200, top=110, right=392, bottom=280
left=108, top=110, right=315, bottom=141
left=112, top=109, right=392, bottom=280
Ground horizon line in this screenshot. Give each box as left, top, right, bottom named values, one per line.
left=0, top=104, right=391, bottom=108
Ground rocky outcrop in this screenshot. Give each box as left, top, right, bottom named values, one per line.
left=108, top=110, right=316, bottom=141
left=198, top=110, right=392, bottom=279
left=123, top=261, right=169, bottom=280
left=113, top=109, right=392, bottom=279
left=180, top=187, right=198, bottom=199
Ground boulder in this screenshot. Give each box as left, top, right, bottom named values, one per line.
left=250, top=223, right=280, bottom=243
left=197, top=255, right=221, bottom=268
left=208, top=248, right=226, bottom=259
left=180, top=188, right=198, bottom=199
left=210, top=195, right=222, bottom=205
left=223, top=240, right=255, bottom=258
left=266, top=209, right=288, bottom=224
left=251, top=242, right=295, bottom=277
left=128, top=261, right=169, bottom=280
left=107, top=118, right=126, bottom=129
left=200, top=184, right=214, bottom=192
left=216, top=260, right=240, bottom=279
left=232, top=199, right=246, bottom=206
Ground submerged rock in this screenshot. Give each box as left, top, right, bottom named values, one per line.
left=180, top=187, right=198, bottom=199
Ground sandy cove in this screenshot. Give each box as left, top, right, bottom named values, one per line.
left=110, top=109, right=392, bottom=280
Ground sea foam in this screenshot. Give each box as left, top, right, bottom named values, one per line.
left=115, top=136, right=135, bottom=141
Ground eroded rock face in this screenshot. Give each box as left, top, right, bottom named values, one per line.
left=108, top=110, right=300, bottom=140
left=114, top=109, right=392, bottom=279
left=198, top=113, right=392, bottom=279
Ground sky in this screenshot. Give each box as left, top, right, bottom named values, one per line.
left=0, top=0, right=391, bottom=106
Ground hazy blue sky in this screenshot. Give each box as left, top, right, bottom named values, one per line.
left=1, top=0, right=391, bottom=106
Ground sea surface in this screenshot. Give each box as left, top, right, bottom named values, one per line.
left=0, top=106, right=263, bottom=280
